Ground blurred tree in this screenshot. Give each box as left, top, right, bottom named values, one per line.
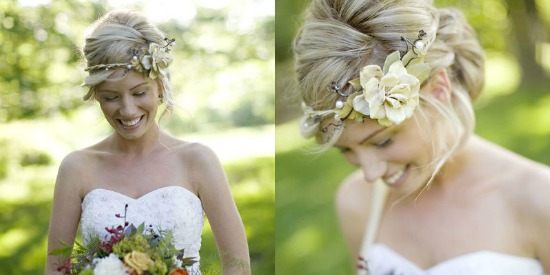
left=504, top=0, right=549, bottom=88
left=1, top=0, right=274, bottom=129
left=0, top=0, right=106, bottom=122
left=165, top=4, right=275, bottom=129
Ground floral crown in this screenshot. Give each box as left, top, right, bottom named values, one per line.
left=85, top=37, right=176, bottom=80
left=300, top=30, right=432, bottom=139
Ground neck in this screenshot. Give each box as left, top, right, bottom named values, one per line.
left=391, top=135, right=481, bottom=204
left=110, top=124, right=162, bottom=156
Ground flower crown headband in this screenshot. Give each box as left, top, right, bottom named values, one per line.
left=300, top=30, right=433, bottom=139
left=85, top=37, right=176, bottom=80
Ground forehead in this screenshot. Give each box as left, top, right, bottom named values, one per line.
left=96, top=69, right=152, bottom=91
left=318, top=117, right=386, bottom=146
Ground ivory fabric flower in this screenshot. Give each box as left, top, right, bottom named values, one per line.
left=353, top=60, right=420, bottom=126
left=93, top=253, right=130, bottom=275
left=141, top=43, right=173, bottom=79
left=124, top=251, right=154, bottom=274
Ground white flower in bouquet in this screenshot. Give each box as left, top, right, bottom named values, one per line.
left=93, top=253, right=130, bottom=275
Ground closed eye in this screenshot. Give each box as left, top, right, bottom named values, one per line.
left=375, top=138, right=392, bottom=148
left=103, top=96, right=118, bottom=102
left=335, top=146, right=350, bottom=154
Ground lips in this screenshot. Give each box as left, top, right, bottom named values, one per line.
left=118, top=115, right=144, bottom=129
left=384, top=165, right=410, bottom=186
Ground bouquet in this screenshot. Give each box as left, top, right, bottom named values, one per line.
left=49, top=204, right=196, bottom=275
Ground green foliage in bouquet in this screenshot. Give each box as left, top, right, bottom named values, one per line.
left=49, top=204, right=197, bottom=275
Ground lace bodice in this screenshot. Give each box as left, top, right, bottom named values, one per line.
left=367, top=243, right=545, bottom=275
left=81, top=186, right=204, bottom=273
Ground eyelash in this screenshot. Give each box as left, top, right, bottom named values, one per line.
left=102, top=91, right=146, bottom=101
left=339, top=148, right=351, bottom=154
left=103, top=96, right=117, bottom=102
left=375, top=138, right=392, bottom=148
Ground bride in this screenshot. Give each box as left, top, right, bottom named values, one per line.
left=45, top=10, right=250, bottom=275
left=293, top=0, right=550, bottom=274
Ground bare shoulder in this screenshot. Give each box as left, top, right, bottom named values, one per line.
left=173, top=142, right=225, bottom=191
left=336, top=170, right=373, bottom=258
left=175, top=141, right=220, bottom=164
left=58, top=149, right=94, bottom=179
left=501, top=156, right=550, bottom=267
left=506, top=159, right=550, bottom=217
left=55, top=148, right=99, bottom=199
left=521, top=163, right=550, bottom=268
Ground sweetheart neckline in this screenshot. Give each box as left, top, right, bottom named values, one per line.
left=83, top=185, right=200, bottom=202
left=372, top=243, right=541, bottom=271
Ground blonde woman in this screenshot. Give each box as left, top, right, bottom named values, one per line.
left=45, top=10, right=250, bottom=275
left=293, top=0, right=550, bottom=274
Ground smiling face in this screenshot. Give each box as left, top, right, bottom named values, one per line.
left=331, top=114, right=438, bottom=195
left=95, top=69, right=161, bottom=140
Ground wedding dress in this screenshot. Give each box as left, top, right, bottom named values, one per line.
left=358, top=180, right=545, bottom=275
left=367, top=243, right=544, bottom=275
left=80, top=185, right=204, bottom=274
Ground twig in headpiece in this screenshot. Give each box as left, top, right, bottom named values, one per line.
left=329, top=81, right=349, bottom=97
left=401, top=30, right=427, bottom=54
left=162, top=37, right=176, bottom=53
left=401, top=30, right=427, bottom=66
left=321, top=121, right=343, bottom=133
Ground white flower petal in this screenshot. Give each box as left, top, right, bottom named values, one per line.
left=380, top=74, right=399, bottom=89
left=93, top=254, right=129, bottom=275
left=388, top=61, right=407, bottom=76
left=360, top=65, right=383, bottom=86
left=385, top=97, right=401, bottom=108
left=384, top=104, right=407, bottom=125
left=369, top=92, right=386, bottom=119
left=141, top=55, right=152, bottom=70
left=402, top=99, right=417, bottom=118
left=352, top=94, right=370, bottom=115
left=363, top=77, right=380, bottom=101
left=387, top=84, right=411, bottom=98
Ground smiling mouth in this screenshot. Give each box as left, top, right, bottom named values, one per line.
left=384, top=165, right=410, bottom=186
left=118, top=115, right=144, bottom=128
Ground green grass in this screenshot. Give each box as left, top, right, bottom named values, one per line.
left=0, top=113, right=274, bottom=274
left=275, top=88, right=550, bottom=275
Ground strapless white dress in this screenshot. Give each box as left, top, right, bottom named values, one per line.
left=359, top=180, right=546, bottom=275
left=80, top=186, right=204, bottom=274
left=367, top=243, right=545, bottom=275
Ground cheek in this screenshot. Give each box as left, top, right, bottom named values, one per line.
left=145, top=96, right=160, bottom=110
left=98, top=102, right=116, bottom=116
left=342, top=152, right=359, bottom=167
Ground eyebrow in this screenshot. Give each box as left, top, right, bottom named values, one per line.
left=334, top=126, right=387, bottom=150
left=359, top=127, right=386, bottom=145
left=97, top=82, right=149, bottom=93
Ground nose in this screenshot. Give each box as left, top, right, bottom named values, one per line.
left=357, top=152, right=387, bottom=183
left=119, top=96, right=137, bottom=117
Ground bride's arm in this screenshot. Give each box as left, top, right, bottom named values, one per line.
left=187, top=143, right=251, bottom=275
left=336, top=170, right=372, bottom=266
left=44, top=152, right=84, bottom=274
left=526, top=176, right=550, bottom=273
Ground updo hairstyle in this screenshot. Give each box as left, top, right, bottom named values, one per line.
left=293, top=0, right=485, bottom=186
left=81, top=10, right=174, bottom=117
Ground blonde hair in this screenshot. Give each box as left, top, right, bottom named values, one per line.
left=293, top=0, right=485, bottom=183
left=81, top=10, right=174, bottom=119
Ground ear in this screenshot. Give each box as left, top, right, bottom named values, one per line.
left=155, top=80, right=164, bottom=99
left=428, top=70, right=452, bottom=103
